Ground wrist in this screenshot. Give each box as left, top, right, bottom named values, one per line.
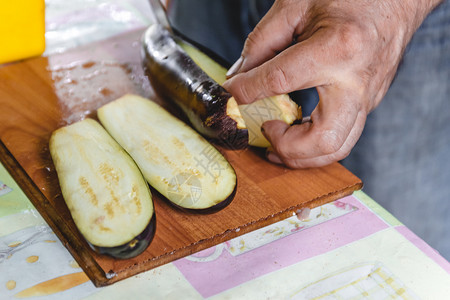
left=401, top=0, right=443, bottom=39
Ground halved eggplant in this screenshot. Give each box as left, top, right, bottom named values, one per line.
left=142, top=24, right=301, bottom=149
left=180, top=40, right=301, bottom=147
left=49, top=119, right=155, bottom=259
left=97, top=94, right=237, bottom=212
left=142, top=24, right=248, bottom=149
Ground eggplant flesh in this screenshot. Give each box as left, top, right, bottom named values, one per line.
left=98, top=94, right=237, bottom=211
left=141, top=24, right=248, bottom=149
left=49, top=119, right=155, bottom=258
left=239, top=95, right=301, bottom=147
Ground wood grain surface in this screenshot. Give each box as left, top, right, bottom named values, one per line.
left=0, top=28, right=362, bottom=286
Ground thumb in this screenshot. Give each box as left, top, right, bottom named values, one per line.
left=261, top=119, right=291, bottom=149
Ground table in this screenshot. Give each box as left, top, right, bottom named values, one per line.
left=1, top=1, right=450, bottom=298
left=2, top=160, right=450, bottom=299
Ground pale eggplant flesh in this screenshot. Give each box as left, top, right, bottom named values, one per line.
left=141, top=24, right=249, bottom=149
left=49, top=119, right=155, bottom=259
left=98, top=94, right=237, bottom=212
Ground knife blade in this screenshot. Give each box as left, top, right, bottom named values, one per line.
left=148, top=0, right=173, bottom=34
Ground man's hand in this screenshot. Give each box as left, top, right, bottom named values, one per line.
left=223, top=0, right=441, bottom=168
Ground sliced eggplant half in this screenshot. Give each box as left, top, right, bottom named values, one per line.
left=178, top=40, right=302, bottom=148
left=98, top=94, right=237, bottom=212
left=142, top=24, right=301, bottom=149
left=142, top=24, right=248, bottom=149
left=49, top=119, right=155, bottom=259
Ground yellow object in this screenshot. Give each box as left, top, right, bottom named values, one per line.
left=0, top=1, right=45, bottom=64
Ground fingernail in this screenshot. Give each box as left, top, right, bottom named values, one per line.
left=261, top=123, right=271, bottom=139
left=226, top=56, right=244, bottom=78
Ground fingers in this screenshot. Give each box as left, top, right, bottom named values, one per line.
left=262, top=86, right=367, bottom=168
left=226, top=1, right=307, bottom=77
left=223, top=30, right=332, bottom=104
left=266, top=112, right=366, bottom=168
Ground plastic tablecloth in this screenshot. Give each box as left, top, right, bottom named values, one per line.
left=2, top=159, right=450, bottom=299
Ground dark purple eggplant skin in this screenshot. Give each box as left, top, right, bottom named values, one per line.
left=181, top=182, right=237, bottom=214
left=141, top=24, right=248, bottom=149
left=152, top=179, right=237, bottom=214
left=89, top=214, right=156, bottom=259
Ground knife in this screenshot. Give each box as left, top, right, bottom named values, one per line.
left=148, top=0, right=173, bottom=34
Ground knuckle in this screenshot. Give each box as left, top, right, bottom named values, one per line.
left=235, top=81, right=254, bottom=104
left=264, top=65, right=290, bottom=95
left=245, top=26, right=265, bottom=54
left=316, top=129, right=344, bottom=155
left=272, top=137, right=292, bottom=159
left=332, top=22, right=365, bottom=59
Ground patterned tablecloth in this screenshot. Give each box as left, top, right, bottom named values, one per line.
left=2, top=161, right=450, bottom=299
left=1, top=1, right=450, bottom=298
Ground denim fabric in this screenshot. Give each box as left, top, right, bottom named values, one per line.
left=342, top=0, right=450, bottom=259
left=167, top=0, right=254, bottom=64
left=169, top=0, right=450, bottom=259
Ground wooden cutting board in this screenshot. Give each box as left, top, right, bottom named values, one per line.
left=0, top=28, right=362, bottom=286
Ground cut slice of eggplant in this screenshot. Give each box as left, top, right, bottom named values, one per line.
left=239, top=95, right=302, bottom=147
left=97, top=94, right=237, bottom=212
left=49, top=119, right=155, bottom=259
